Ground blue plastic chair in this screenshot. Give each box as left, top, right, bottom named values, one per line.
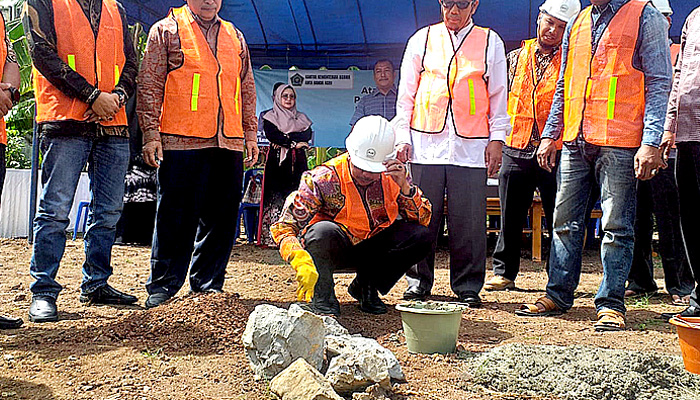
left=72, top=201, right=90, bottom=240
left=234, top=168, right=263, bottom=243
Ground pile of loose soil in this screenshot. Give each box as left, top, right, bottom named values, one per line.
left=106, top=293, right=256, bottom=354
left=464, top=343, right=700, bottom=400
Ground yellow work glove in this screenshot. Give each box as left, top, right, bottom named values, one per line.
left=288, top=249, right=319, bottom=302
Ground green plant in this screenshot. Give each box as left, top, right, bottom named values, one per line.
left=141, top=347, right=164, bottom=359
left=5, top=128, right=31, bottom=168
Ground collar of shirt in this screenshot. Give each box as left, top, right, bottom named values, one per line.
left=186, top=5, right=222, bottom=27
left=371, top=85, right=397, bottom=97
left=451, top=22, right=475, bottom=42
left=592, top=0, right=629, bottom=18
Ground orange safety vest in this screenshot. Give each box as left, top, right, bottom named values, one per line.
left=308, top=153, right=400, bottom=241
left=0, top=12, right=7, bottom=146
left=411, top=23, right=490, bottom=139
left=159, top=6, right=243, bottom=139
left=506, top=39, right=563, bottom=150
left=33, top=0, right=126, bottom=126
left=670, top=43, right=680, bottom=66
left=563, top=0, right=647, bottom=147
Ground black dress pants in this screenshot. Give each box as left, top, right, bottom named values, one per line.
left=147, top=148, right=243, bottom=296
left=303, top=220, right=431, bottom=309
left=492, top=152, right=557, bottom=280
left=675, top=142, right=700, bottom=308
left=627, top=158, right=694, bottom=296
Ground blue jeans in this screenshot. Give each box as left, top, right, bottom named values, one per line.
left=30, top=135, right=129, bottom=298
left=546, top=141, right=637, bottom=314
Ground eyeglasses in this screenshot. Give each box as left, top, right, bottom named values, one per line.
left=281, top=94, right=296, bottom=100
left=440, top=0, right=474, bottom=9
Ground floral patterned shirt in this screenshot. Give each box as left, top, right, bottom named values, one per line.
left=271, top=153, right=432, bottom=261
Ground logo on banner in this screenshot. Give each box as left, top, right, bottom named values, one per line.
left=288, top=70, right=354, bottom=89
left=290, top=73, right=304, bottom=87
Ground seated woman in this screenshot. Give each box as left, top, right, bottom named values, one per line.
left=257, top=84, right=313, bottom=247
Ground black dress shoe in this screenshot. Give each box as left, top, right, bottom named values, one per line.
left=29, top=296, right=58, bottom=323
left=403, top=286, right=428, bottom=301
left=348, top=279, right=387, bottom=315
left=310, top=302, right=341, bottom=317
left=0, top=315, right=23, bottom=329
left=80, top=284, right=138, bottom=305
left=458, top=292, right=482, bottom=308
left=662, top=305, right=700, bottom=321
left=145, top=293, right=172, bottom=309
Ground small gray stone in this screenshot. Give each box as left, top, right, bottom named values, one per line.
left=325, top=336, right=404, bottom=393
left=243, top=304, right=326, bottom=379
left=270, top=358, right=344, bottom=400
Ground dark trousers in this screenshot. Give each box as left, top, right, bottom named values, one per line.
left=492, top=153, right=558, bottom=280
left=628, top=158, right=694, bottom=296
left=675, top=142, right=700, bottom=309
left=147, top=148, right=243, bottom=296
left=304, top=220, right=431, bottom=309
left=406, top=164, right=487, bottom=296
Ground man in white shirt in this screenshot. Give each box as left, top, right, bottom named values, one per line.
left=395, top=0, right=511, bottom=306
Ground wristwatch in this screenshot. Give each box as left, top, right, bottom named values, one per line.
left=8, top=87, right=19, bottom=106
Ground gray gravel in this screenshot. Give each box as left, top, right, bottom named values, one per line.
left=463, top=343, right=700, bottom=400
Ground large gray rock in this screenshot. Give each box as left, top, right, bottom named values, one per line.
left=325, top=335, right=405, bottom=393
left=270, top=358, right=344, bottom=400
left=321, top=316, right=349, bottom=337
left=243, top=304, right=326, bottom=379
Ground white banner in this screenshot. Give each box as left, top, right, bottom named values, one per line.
left=287, top=70, right=354, bottom=90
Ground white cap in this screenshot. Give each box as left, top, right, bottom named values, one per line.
left=345, top=115, right=396, bottom=173
left=651, top=0, right=672, bottom=15
left=540, top=0, right=581, bottom=23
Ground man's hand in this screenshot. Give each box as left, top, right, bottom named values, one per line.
left=395, top=143, right=412, bottom=163
left=485, top=141, right=503, bottom=178
left=295, top=142, right=309, bottom=149
left=143, top=141, right=163, bottom=168
left=245, top=140, right=260, bottom=168
left=635, top=144, right=662, bottom=181
left=288, top=249, right=319, bottom=302
left=537, top=138, right=558, bottom=172
left=659, top=131, right=675, bottom=168
left=88, top=92, right=120, bottom=120
left=0, top=83, right=14, bottom=117
left=383, top=159, right=412, bottom=195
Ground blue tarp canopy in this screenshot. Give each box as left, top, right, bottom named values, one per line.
left=121, top=0, right=697, bottom=69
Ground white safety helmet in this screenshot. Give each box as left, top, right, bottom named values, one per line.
left=651, top=0, right=673, bottom=16
left=540, top=0, right=582, bottom=23
left=345, top=115, right=396, bottom=173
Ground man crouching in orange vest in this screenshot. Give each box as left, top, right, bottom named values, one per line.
left=486, top=0, right=580, bottom=292
left=271, top=116, right=432, bottom=316
left=25, top=0, right=139, bottom=323
left=138, top=0, right=259, bottom=308
left=517, top=0, right=673, bottom=331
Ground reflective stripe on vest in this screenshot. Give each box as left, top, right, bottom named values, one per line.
left=307, top=153, right=400, bottom=242
left=0, top=12, right=7, bottom=145
left=410, top=23, right=490, bottom=139
left=33, top=0, right=126, bottom=127
left=159, top=6, right=243, bottom=139
left=506, top=39, right=563, bottom=151
left=563, top=0, right=647, bottom=147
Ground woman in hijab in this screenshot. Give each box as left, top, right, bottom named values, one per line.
left=257, top=84, right=313, bottom=247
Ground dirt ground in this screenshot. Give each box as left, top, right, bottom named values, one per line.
left=0, top=237, right=688, bottom=400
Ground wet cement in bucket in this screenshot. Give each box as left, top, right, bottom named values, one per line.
left=462, top=343, right=700, bottom=400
